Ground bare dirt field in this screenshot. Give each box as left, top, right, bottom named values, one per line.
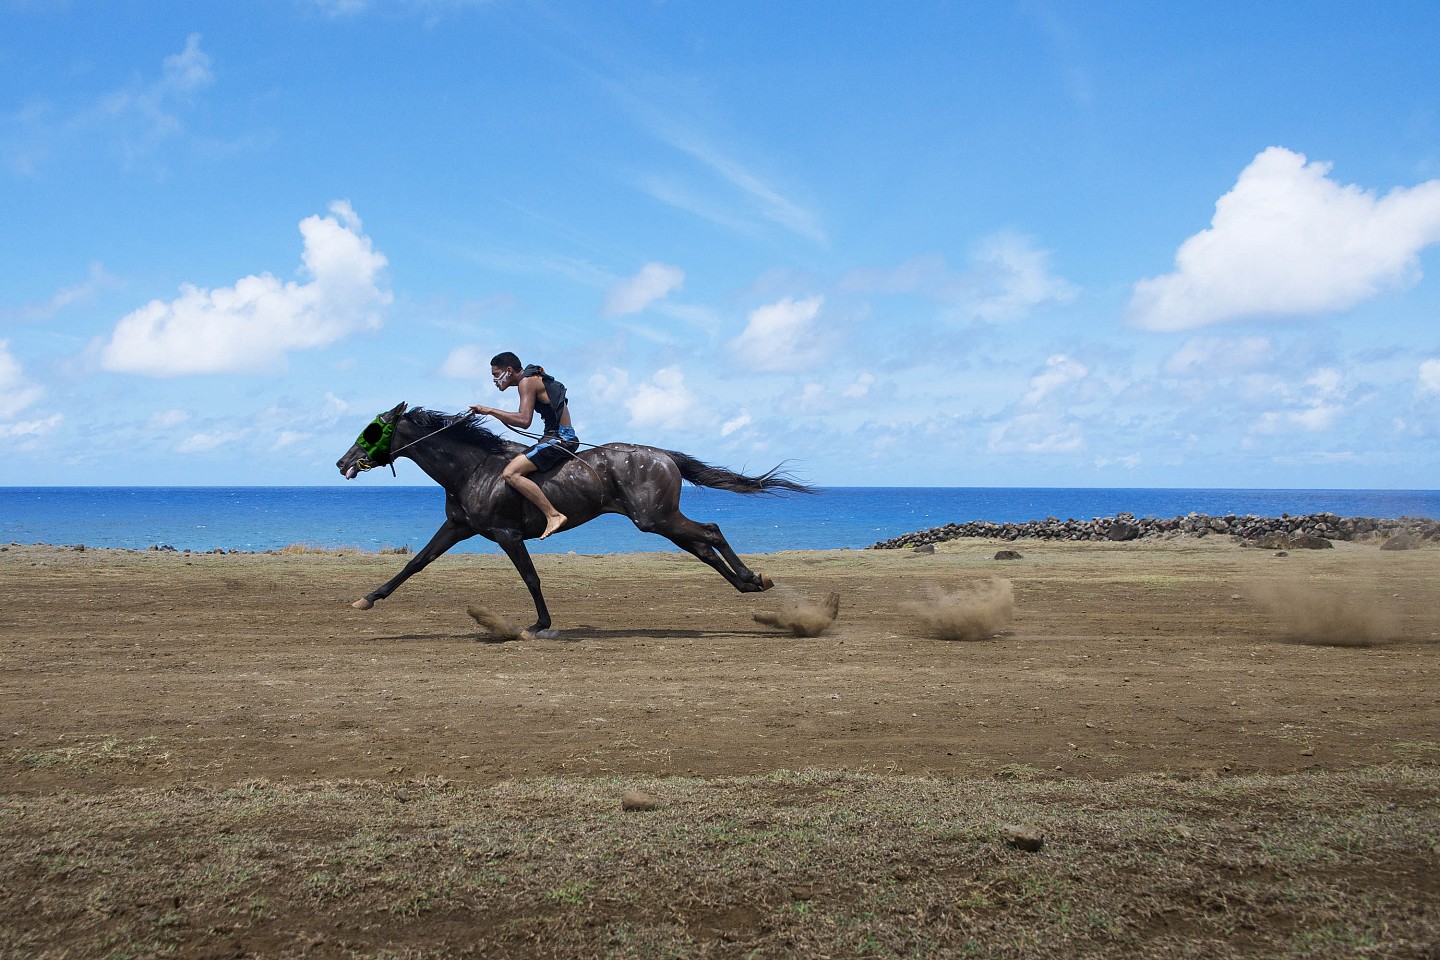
left=3, top=538, right=1438, bottom=958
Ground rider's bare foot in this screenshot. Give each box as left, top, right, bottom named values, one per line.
left=540, top=513, right=567, bottom=540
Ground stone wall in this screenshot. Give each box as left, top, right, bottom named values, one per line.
left=868, top=512, right=1440, bottom=550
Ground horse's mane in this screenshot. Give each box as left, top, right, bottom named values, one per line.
left=406, top=407, right=513, bottom=454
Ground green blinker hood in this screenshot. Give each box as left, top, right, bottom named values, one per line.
left=356, top=415, right=396, bottom=462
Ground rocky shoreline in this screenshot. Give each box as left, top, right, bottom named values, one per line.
left=869, top=512, right=1440, bottom=551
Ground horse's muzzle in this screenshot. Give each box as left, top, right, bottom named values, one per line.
left=338, top=454, right=375, bottom=480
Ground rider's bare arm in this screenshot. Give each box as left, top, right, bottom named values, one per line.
left=470, top=378, right=539, bottom=429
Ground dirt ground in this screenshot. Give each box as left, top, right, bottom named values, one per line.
left=3, top=536, right=1438, bottom=793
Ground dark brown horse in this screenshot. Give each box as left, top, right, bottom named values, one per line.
left=335, top=403, right=809, bottom=632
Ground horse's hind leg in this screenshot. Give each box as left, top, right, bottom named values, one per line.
left=649, top=513, right=771, bottom=593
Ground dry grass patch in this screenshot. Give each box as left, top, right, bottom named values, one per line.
left=4, top=767, right=1438, bottom=959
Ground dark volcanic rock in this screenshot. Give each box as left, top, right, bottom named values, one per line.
left=869, top=511, right=1436, bottom=551
left=1106, top=520, right=1140, bottom=541
left=1380, top=532, right=1420, bottom=551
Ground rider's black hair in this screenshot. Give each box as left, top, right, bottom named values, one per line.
left=490, top=351, right=522, bottom=370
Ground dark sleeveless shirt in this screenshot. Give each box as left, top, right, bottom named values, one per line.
left=521, top=364, right=568, bottom=435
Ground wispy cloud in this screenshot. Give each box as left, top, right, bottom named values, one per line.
left=611, top=82, right=826, bottom=244
left=5, top=33, right=214, bottom=174
left=841, top=232, right=1077, bottom=323
left=0, top=339, right=44, bottom=419
left=1249, top=368, right=1350, bottom=435
left=309, top=0, right=490, bottom=20
left=1131, top=147, right=1440, bottom=331
left=603, top=262, right=684, bottom=316
left=96, top=32, right=213, bottom=167
left=654, top=131, right=826, bottom=244
left=988, top=354, right=1092, bottom=453
left=0, top=262, right=117, bottom=323
left=0, top=339, right=62, bottom=440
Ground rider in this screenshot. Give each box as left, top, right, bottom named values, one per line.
left=468, top=352, right=579, bottom=540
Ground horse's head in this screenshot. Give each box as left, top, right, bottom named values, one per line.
left=337, top=401, right=407, bottom=479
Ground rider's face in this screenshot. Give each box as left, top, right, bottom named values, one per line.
left=491, top=366, right=515, bottom=391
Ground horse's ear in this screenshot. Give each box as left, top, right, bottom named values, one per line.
left=389, top=401, right=407, bottom=417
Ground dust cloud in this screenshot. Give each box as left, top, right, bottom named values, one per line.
left=753, top=588, right=841, bottom=637
left=1256, top=578, right=1400, bottom=647
left=466, top=603, right=525, bottom=641
left=904, top=577, right=1015, bottom=641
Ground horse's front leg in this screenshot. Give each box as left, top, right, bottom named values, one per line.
left=352, top=521, right=473, bottom=609
left=494, top=532, right=551, bottom=633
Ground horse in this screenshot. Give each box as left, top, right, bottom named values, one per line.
left=335, top=402, right=811, bottom=632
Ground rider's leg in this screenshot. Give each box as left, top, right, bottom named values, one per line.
left=502, top=455, right=567, bottom=539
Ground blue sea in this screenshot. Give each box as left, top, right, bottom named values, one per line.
left=2, top=486, right=1438, bottom=555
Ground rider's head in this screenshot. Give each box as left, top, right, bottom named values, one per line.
left=490, top=351, right=522, bottom=391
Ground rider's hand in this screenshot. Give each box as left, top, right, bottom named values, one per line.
left=468, top=404, right=488, bottom=416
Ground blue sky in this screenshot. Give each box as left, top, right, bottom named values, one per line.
left=3, top=1, right=1439, bottom=488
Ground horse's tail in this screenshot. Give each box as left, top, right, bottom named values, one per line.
left=662, top=450, right=812, bottom=495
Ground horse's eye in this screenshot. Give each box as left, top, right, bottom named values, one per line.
left=362, top=423, right=383, bottom=443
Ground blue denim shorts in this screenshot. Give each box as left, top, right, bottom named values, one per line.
left=524, top=426, right=579, bottom=472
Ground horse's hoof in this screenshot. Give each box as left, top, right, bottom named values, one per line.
left=352, top=598, right=374, bottom=610
left=758, top=573, right=774, bottom=591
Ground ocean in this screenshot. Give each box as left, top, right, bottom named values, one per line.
left=3, top=486, right=1438, bottom=555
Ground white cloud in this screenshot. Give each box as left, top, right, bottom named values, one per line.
left=321, top=391, right=349, bottom=424
left=1022, top=354, right=1088, bottom=405
left=729, top=295, right=823, bottom=371
left=439, top=344, right=490, bottom=380
left=100, top=201, right=390, bottom=376
left=720, top=411, right=752, bottom=436
left=988, top=413, right=1085, bottom=453
left=626, top=366, right=702, bottom=430
left=0, top=339, right=61, bottom=441
left=176, top=430, right=240, bottom=454
left=987, top=355, right=1091, bottom=454
left=965, top=232, right=1078, bottom=322
left=1131, top=147, right=1440, bottom=331
left=603, top=262, right=684, bottom=316
left=0, top=414, right=62, bottom=440
left=1418, top=359, right=1440, bottom=395
left=147, top=408, right=190, bottom=429
left=273, top=430, right=308, bottom=449
left=1250, top=367, right=1348, bottom=434
left=0, top=339, right=44, bottom=419
left=842, top=372, right=876, bottom=398
left=589, top=365, right=708, bottom=432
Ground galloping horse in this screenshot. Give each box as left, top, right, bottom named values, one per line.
left=335, top=403, right=810, bottom=632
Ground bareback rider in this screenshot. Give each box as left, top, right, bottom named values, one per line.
left=468, top=352, right=579, bottom=540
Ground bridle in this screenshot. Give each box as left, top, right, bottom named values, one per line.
left=353, top=408, right=607, bottom=487
left=352, top=410, right=477, bottom=476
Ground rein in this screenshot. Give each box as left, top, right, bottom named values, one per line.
left=503, top=423, right=608, bottom=486
left=369, top=409, right=608, bottom=488
left=388, top=412, right=478, bottom=459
